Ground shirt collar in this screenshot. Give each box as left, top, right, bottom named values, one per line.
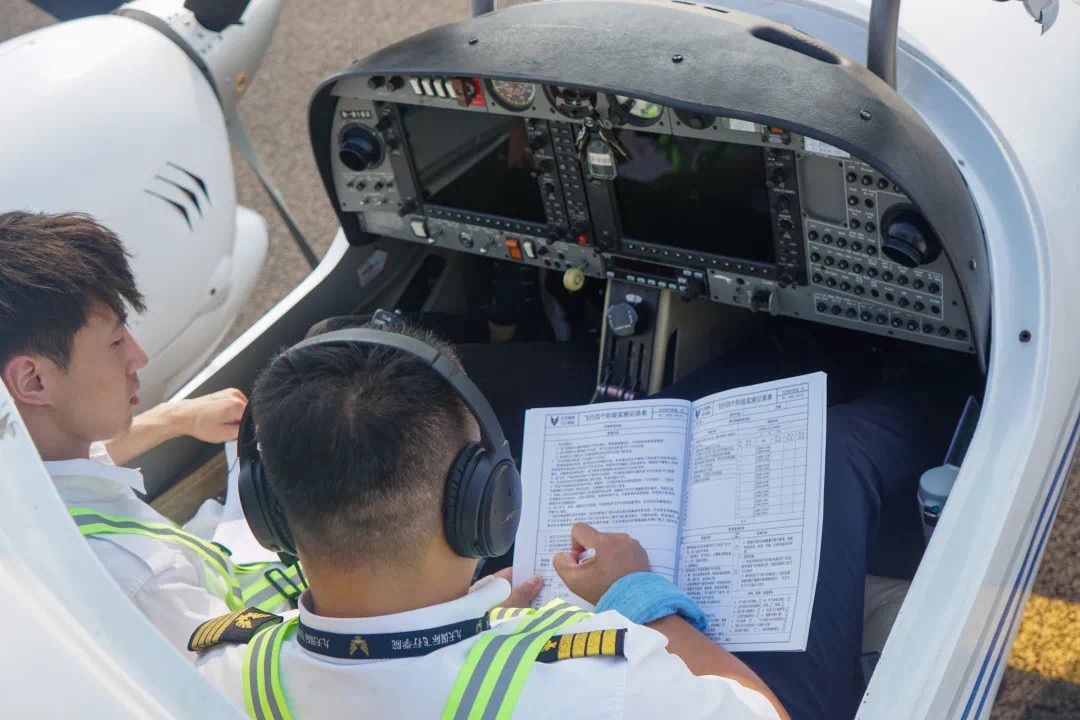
left=297, top=574, right=511, bottom=640
left=44, top=457, right=147, bottom=495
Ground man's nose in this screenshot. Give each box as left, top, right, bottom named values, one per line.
left=127, top=330, right=149, bottom=373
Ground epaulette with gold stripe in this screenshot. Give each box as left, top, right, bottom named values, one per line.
left=536, top=628, right=627, bottom=663
left=188, top=607, right=283, bottom=652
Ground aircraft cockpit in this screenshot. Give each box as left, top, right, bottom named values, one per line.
left=8, top=0, right=1079, bottom=717
left=301, top=0, right=986, bottom=410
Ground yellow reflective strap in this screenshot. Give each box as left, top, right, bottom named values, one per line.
left=243, top=624, right=272, bottom=720
left=444, top=600, right=571, bottom=720
left=242, top=619, right=296, bottom=720
left=69, top=508, right=244, bottom=610
left=266, top=621, right=296, bottom=720
left=486, top=612, right=588, bottom=720
left=240, top=564, right=306, bottom=611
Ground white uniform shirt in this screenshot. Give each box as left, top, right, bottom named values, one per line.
left=46, top=452, right=233, bottom=661
left=197, top=576, right=780, bottom=719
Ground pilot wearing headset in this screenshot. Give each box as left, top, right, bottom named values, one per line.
left=191, top=324, right=789, bottom=720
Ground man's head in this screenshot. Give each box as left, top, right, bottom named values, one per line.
left=0, top=211, right=148, bottom=459
left=250, top=325, right=479, bottom=571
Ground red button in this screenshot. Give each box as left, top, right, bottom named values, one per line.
left=577, top=235, right=588, bottom=245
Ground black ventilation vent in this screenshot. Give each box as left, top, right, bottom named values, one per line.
left=750, top=26, right=841, bottom=65
left=144, top=190, right=192, bottom=230
left=166, top=161, right=211, bottom=205
left=145, top=162, right=211, bottom=232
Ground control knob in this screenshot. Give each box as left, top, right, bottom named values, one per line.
left=563, top=267, right=585, bottom=292
left=339, top=125, right=382, bottom=172
left=880, top=207, right=941, bottom=268
left=607, top=302, right=640, bottom=338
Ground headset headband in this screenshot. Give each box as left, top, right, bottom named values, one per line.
left=284, top=328, right=510, bottom=455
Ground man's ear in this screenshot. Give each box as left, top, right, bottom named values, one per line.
left=3, top=355, right=56, bottom=408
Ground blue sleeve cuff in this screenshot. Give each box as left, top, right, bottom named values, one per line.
left=593, top=572, right=708, bottom=633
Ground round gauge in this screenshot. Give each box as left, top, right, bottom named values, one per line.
left=487, top=79, right=537, bottom=111
left=611, top=95, right=664, bottom=126
left=544, top=85, right=599, bottom=119
left=674, top=108, right=716, bottom=130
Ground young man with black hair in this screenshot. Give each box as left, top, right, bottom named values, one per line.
left=193, top=323, right=788, bottom=719
left=296, top=308, right=975, bottom=719
left=0, top=210, right=298, bottom=659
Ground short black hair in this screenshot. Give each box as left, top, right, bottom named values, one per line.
left=251, top=324, right=473, bottom=563
left=0, top=211, right=146, bottom=369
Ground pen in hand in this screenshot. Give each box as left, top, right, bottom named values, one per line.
left=577, top=547, right=597, bottom=565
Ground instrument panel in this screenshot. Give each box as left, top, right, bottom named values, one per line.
left=328, top=74, right=974, bottom=353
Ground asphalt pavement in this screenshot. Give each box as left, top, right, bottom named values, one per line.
left=3, top=2, right=1078, bottom=717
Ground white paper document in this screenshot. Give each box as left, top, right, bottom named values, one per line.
left=512, top=372, right=826, bottom=652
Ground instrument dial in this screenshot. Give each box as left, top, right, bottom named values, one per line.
left=544, top=85, right=599, bottom=119
left=611, top=95, right=664, bottom=126
left=488, top=80, right=537, bottom=111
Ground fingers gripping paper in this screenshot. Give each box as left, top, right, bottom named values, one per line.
left=512, top=373, right=826, bottom=652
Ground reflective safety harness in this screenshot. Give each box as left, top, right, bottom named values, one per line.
left=235, top=562, right=307, bottom=612
left=441, top=599, right=591, bottom=720
left=241, top=599, right=595, bottom=720
left=68, top=508, right=305, bottom=612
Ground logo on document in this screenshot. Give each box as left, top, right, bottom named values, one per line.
left=549, top=416, right=560, bottom=426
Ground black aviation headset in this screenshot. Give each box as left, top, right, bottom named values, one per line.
left=237, top=327, right=522, bottom=562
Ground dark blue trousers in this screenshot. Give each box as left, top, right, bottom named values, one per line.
left=654, top=324, right=972, bottom=719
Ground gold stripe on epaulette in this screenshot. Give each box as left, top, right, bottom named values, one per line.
left=572, top=631, right=588, bottom=657
left=537, top=628, right=627, bottom=664
left=601, top=629, right=617, bottom=655
left=586, top=630, right=602, bottom=655
left=558, top=633, right=573, bottom=660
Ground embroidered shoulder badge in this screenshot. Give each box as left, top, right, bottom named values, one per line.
left=535, top=629, right=627, bottom=663
left=188, top=607, right=283, bottom=652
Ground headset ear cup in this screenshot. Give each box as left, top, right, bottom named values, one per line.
left=260, top=463, right=296, bottom=556
left=443, top=444, right=522, bottom=559
left=237, top=404, right=296, bottom=558
left=483, top=461, right=521, bottom=558
left=443, top=444, right=484, bottom=558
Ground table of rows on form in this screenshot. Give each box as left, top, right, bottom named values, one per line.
left=691, top=382, right=810, bottom=519
left=679, top=381, right=814, bottom=645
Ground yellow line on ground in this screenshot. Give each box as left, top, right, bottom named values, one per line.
left=1007, top=593, right=1080, bottom=684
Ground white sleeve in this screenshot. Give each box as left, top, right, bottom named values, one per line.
left=87, top=538, right=233, bottom=663
left=621, top=625, right=782, bottom=720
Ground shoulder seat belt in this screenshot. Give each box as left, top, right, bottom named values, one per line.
left=68, top=508, right=304, bottom=612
